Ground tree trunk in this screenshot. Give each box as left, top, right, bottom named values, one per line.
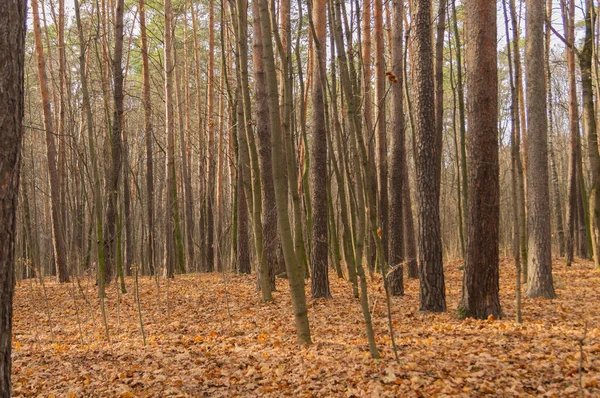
left=412, top=0, right=446, bottom=312
left=509, top=0, right=528, bottom=277
left=451, top=0, right=468, bottom=258
left=258, top=0, right=312, bottom=344
left=164, top=0, right=176, bottom=278
left=525, top=0, right=556, bottom=299
left=388, top=0, right=405, bottom=296
left=502, top=0, right=522, bottom=322
left=310, top=0, right=331, bottom=298
left=581, top=0, right=600, bottom=270
left=104, top=0, right=125, bottom=285
left=0, top=0, right=26, bottom=391
left=461, top=0, right=501, bottom=319
left=139, top=0, right=156, bottom=275
left=250, top=0, right=277, bottom=294
left=205, top=0, right=216, bottom=273
left=31, top=0, right=70, bottom=284
left=434, top=0, right=447, bottom=199
left=375, top=0, right=388, bottom=264
left=177, top=6, right=196, bottom=273
left=563, top=0, right=580, bottom=266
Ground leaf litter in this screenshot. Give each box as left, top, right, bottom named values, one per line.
left=11, top=258, right=600, bottom=397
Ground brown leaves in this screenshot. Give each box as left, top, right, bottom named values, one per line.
left=10, top=259, right=600, bottom=396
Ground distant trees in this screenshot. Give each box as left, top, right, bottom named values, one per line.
left=17, top=0, right=600, bottom=359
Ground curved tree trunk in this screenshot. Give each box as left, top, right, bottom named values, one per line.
left=257, top=0, right=311, bottom=344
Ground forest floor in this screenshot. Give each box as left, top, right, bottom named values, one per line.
left=11, top=257, right=600, bottom=397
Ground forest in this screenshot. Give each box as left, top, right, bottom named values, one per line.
left=0, top=0, right=599, bottom=396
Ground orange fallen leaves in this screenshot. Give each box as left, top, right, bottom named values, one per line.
left=10, top=258, right=600, bottom=397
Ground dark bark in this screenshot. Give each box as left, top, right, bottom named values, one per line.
left=0, top=0, right=26, bottom=392
left=461, top=0, right=501, bottom=319
left=412, top=0, right=446, bottom=312
left=104, top=0, right=126, bottom=284
left=139, top=0, right=156, bottom=275
left=310, top=0, right=331, bottom=298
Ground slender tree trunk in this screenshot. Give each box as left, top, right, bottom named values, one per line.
left=461, top=0, right=501, bottom=319
left=258, top=0, right=311, bottom=344
left=412, top=0, right=446, bottom=312
left=234, top=0, right=272, bottom=300
left=31, top=0, right=70, bottom=283
left=104, top=0, right=125, bottom=285
left=581, top=0, right=600, bottom=270
left=525, top=0, right=556, bottom=299
left=374, top=0, right=388, bottom=264
left=205, top=0, right=216, bottom=273
left=388, top=0, right=405, bottom=296
left=191, top=2, right=205, bottom=272
left=164, top=0, right=176, bottom=278
left=139, top=0, right=156, bottom=275
left=434, top=0, right=447, bottom=199
left=332, top=0, right=379, bottom=358
left=0, top=0, right=26, bottom=391
left=502, top=0, right=522, bottom=322
left=178, top=4, right=196, bottom=272
left=451, top=0, right=468, bottom=256
left=310, top=0, right=331, bottom=298
left=509, top=0, right=528, bottom=276
left=564, top=0, right=579, bottom=266
left=546, top=0, right=565, bottom=257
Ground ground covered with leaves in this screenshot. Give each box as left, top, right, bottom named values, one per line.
left=11, top=258, right=600, bottom=397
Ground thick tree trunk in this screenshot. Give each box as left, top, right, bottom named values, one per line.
left=525, top=0, right=556, bottom=299
left=461, top=0, right=501, bottom=319
left=412, top=0, right=446, bottom=312
left=0, top=0, right=26, bottom=392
